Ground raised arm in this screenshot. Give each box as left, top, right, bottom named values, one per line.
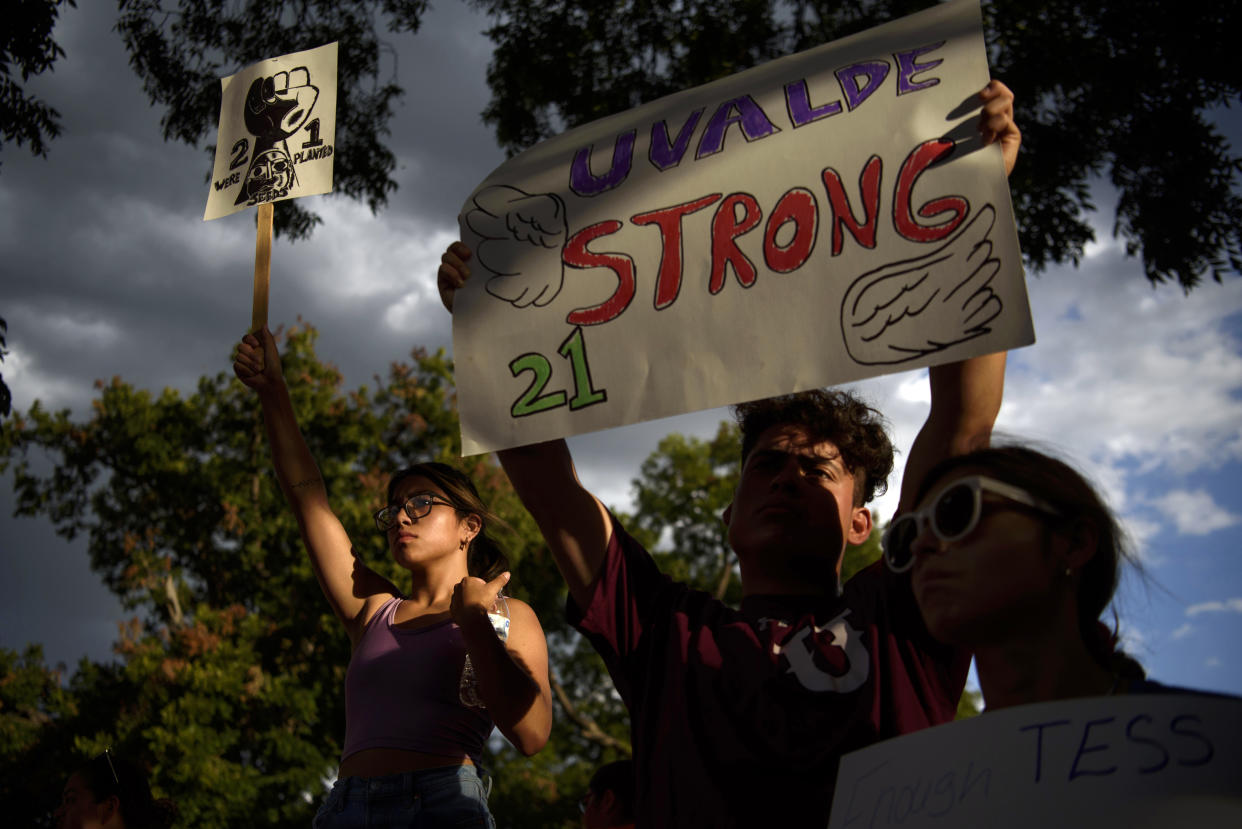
left=233, top=328, right=395, bottom=642
left=438, top=244, right=612, bottom=612
left=896, top=82, right=1019, bottom=512
left=898, top=352, right=1006, bottom=513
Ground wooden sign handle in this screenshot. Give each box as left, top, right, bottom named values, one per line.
left=251, top=202, right=274, bottom=332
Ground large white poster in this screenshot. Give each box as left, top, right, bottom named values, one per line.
left=454, top=0, right=1031, bottom=456
left=828, top=694, right=1242, bottom=829
left=204, top=42, right=338, bottom=221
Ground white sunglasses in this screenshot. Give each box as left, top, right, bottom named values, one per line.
left=882, top=475, right=1061, bottom=573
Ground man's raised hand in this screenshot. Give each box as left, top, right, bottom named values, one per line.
left=438, top=241, right=474, bottom=313
left=979, top=80, right=1020, bottom=177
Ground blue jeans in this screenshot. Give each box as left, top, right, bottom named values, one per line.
left=313, top=765, right=495, bottom=828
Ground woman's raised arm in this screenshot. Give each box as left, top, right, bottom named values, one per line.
left=233, top=327, right=396, bottom=643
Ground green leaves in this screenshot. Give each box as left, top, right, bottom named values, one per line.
left=628, top=422, right=742, bottom=600
left=0, top=323, right=519, bottom=823
left=0, top=0, right=76, bottom=163
left=3, top=325, right=904, bottom=825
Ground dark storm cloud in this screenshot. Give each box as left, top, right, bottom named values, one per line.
left=0, top=0, right=507, bottom=670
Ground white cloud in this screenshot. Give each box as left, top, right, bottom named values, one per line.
left=1118, top=514, right=1163, bottom=566
left=379, top=230, right=462, bottom=332
left=1150, top=489, right=1240, bottom=536
left=1170, top=623, right=1194, bottom=641
left=1006, top=262, right=1242, bottom=481
left=1116, top=623, right=1149, bottom=661
left=284, top=199, right=459, bottom=305
left=16, top=306, right=123, bottom=351
left=82, top=191, right=240, bottom=279
left=3, top=347, right=96, bottom=413
left=1186, top=598, right=1242, bottom=616
left=1205, top=657, right=1222, bottom=668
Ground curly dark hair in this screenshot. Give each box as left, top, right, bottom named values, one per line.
left=386, top=462, right=510, bottom=581
left=734, top=389, right=894, bottom=506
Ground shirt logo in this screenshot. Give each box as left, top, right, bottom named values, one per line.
left=767, top=609, right=870, bottom=693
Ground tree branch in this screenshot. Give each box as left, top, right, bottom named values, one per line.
left=550, top=673, right=631, bottom=756
left=163, top=571, right=184, bottom=627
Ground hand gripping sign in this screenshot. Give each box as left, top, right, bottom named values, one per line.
left=453, top=0, right=1032, bottom=456
left=204, top=42, right=338, bottom=331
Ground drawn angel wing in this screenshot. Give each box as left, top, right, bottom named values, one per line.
left=466, top=185, right=569, bottom=307
left=840, top=205, right=1002, bottom=365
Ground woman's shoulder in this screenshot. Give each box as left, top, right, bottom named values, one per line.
left=502, top=596, right=549, bottom=649
left=505, top=595, right=540, bottom=622
left=354, top=592, right=404, bottom=637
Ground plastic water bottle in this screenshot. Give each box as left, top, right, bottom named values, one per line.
left=459, top=592, right=510, bottom=708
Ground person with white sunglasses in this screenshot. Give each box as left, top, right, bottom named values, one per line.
left=887, top=444, right=1194, bottom=709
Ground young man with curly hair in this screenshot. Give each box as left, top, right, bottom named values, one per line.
left=441, top=81, right=1019, bottom=829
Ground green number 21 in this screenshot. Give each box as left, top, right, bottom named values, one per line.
left=509, top=326, right=607, bottom=417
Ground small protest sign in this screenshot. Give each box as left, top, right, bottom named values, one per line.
left=452, top=0, right=1032, bottom=456
left=827, top=693, right=1242, bottom=829
left=203, top=42, right=338, bottom=330
left=204, top=42, right=339, bottom=222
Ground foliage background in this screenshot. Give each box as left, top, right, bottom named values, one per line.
left=0, top=327, right=914, bottom=825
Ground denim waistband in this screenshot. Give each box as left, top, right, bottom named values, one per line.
left=336, top=764, right=482, bottom=797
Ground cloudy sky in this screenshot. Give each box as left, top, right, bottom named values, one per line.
left=3, top=2, right=1240, bottom=700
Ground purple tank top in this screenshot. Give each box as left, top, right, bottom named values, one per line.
left=342, top=596, right=493, bottom=763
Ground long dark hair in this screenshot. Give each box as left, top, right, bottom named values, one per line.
left=914, top=444, right=1145, bottom=679
left=78, top=752, right=178, bottom=829
left=386, top=462, right=510, bottom=581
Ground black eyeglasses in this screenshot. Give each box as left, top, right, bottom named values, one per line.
left=374, top=493, right=456, bottom=532
left=882, top=475, right=1061, bottom=573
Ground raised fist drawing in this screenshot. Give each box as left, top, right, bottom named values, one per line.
left=244, top=68, right=318, bottom=142
left=840, top=205, right=1003, bottom=365
left=234, top=67, right=318, bottom=206
left=465, top=185, right=568, bottom=308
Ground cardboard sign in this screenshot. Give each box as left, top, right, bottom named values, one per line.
left=204, top=42, right=338, bottom=221
left=828, top=694, right=1242, bottom=829
left=454, top=0, right=1032, bottom=456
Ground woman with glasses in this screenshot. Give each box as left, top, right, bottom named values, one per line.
left=233, top=328, right=552, bottom=827
left=55, top=750, right=177, bottom=829
left=883, top=444, right=1172, bottom=710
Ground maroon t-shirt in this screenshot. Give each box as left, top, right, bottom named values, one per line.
left=568, top=516, right=969, bottom=828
